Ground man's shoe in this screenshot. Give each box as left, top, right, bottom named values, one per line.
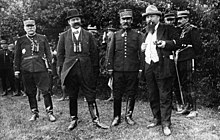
left=68, top=119, right=78, bottom=131
left=147, top=122, right=161, bottom=129
left=2, top=91, right=7, bottom=96
left=163, top=126, right=171, bottom=136
left=176, top=107, right=191, bottom=115
left=111, top=116, right=121, bottom=126
left=93, top=118, right=109, bottom=129
left=176, top=104, right=183, bottom=112
left=125, top=116, right=135, bottom=125
left=12, top=91, right=21, bottom=96
left=105, top=96, right=114, bottom=102
left=48, top=113, right=56, bottom=122
left=29, top=114, right=39, bottom=121
left=186, top=111, right=198, bottom=118
left=57, top=97, right=66, bottom=101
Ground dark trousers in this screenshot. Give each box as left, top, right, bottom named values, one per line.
left=22, top=71, right=53, bottom=113
left=64, top=62, right=96, bottom=117
left=173, top=60, right=195, bottom=109
left=65, top=62, right=96, bottom=102
left=145, top=62, right=173, bottom=127
left=0, top=68, right=15, bottom=92
left=113, top=71, right=139, bottom=100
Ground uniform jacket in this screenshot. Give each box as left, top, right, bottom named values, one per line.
left=14, top=34, right=52, bottom=72
left=56, top=28, right=98, bottom=86
left=176, top=23, right=202, bottom=61
left=0, top=48, right=14, bottom=70
left=143, top=23, right=179, bottom=79
left=107, top=29, right=143, bottom=72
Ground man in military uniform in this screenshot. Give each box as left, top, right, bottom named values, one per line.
left=141, top=5, right=179, bottom=136
left=164, top=12, right=176, bottom=26
left=57, top=8, right=109, bottom=130
left=175, top=10, right=202, bottom=118
left=164, top=12, right=184, bottom=112
left=14, top=18, right=56, bottom=122
left=107, top=9, right=143, bottom=126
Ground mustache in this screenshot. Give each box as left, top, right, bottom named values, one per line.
left=72, top=22, right=82, bottom=27
left=122, top=22, right=130, bottom=26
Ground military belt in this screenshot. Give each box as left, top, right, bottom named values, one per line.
left=23, top=55, right=40, bottom=60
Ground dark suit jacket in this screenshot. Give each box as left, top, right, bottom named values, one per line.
left=14, top=34, right=52, bottom=72
left=56, top=28, right=98, bottom=86
left=143, top=23, right=179, bottom=79
left=107, top=29, right=143, bottom=72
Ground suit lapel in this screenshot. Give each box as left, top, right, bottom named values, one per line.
left=157, top=23, right=165, bottom=40
left=67, top=29, right=74, bottom=47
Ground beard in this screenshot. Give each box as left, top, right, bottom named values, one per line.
left=147, top=21, right=156, bottom=33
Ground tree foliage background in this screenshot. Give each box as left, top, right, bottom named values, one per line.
left=0, top=0, right=220, bottom=107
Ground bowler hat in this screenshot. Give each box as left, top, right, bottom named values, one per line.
left=66, top=9, right=82, bottom=20
left=177, top=10, right=189, bottom=18
left=142, top=5, right=162, bottom=17
left=119, top=9, right=133, bottom=18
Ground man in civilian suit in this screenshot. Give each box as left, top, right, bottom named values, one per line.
left=141, top=5, right=179, bottom=136
left=56, top=9, right=109, bottom=130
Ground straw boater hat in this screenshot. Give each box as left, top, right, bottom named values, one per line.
left=142, top=5, right=162, bottom=17
left=177, top=10, right=190, bottom=18
left=119, top=9, right=133, bottom=18
left=66, top=8, right=82, bottom=20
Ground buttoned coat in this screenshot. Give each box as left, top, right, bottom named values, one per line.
left=56, top=28, right=98, bottom=87
left=14, top=34, right=52, bottom=72
left=143, top=23, right=179, bottom=79
left=176, top=25, right=202, bottom=61
left=107, top=29, right=143, bottom=72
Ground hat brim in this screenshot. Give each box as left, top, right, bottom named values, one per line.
left=177, top=15, right=188, bottom=18
left=142, top=12, right=162, bottom=17
left=66, top=14, right=82, bottom=20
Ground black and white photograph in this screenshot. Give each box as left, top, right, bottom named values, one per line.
left=0, top=0, right=220, bottom=139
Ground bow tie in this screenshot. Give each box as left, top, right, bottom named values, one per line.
left=73, top=30, right=79, bottom=34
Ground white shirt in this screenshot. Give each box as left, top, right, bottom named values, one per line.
left=144, top=23, right=159, bottom=64
left=71, top=27, right=81, bottom=40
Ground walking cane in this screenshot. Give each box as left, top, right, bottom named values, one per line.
left=173, top=50, right=185, bottom=105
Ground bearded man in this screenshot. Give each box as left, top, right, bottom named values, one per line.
left=56, top=8, right=109, bottom=130
left=141, top=5, right=179, bottom=136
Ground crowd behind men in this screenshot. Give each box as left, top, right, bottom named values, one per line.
left=0, top=4, right=202, bottom=136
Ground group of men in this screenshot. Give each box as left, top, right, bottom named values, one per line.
left=0, top=4, right=202, bottom=136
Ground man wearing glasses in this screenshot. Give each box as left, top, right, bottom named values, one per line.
left=14, top=18, right=56, bottom=122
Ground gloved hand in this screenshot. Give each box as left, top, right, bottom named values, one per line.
left=108, top=70, right=113, bottom=77
left=138, top=70, right=142, bottom=80
left=14, top=71, right=20, bottom=79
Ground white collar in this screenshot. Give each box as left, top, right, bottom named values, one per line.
left=71, top=27, right=81, bottom=33
left=154, top=23, right=159, bottom=31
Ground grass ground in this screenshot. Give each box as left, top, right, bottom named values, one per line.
left=0, top=93, right=220, bottom=140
